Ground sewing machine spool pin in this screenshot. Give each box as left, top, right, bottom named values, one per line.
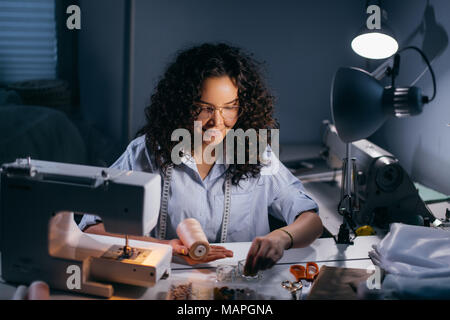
left=122, top=235, right=133, bottom=259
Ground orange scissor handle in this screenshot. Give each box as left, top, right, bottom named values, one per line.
left=305, top=262, right=319, bottom=280
left=290, top=262, right=319, bottom=282
left=290, top=264, right=306, bottom=281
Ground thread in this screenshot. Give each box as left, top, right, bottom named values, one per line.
left=176, top=218, right=210, bottom=260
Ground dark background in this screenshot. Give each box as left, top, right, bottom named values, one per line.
left=1, top=0, right=449, bottom=194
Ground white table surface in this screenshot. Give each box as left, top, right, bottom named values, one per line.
left=0, top=235, right=380, bottom=300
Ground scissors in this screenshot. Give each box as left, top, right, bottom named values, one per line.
left=281, top=280, right=302, bottom=300
left=289, top=262, right=320, bottom=285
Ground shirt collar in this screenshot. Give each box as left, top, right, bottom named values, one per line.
left=180, top=151, right=228, bottom=181
left=180, top=152, right=197, bottom=171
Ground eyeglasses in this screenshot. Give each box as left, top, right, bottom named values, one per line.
left=194, top=100, right=242, bottom=122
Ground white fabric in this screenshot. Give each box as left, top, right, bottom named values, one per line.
left=368, top=223, right=450, bottom=299
left=370, top=223, right=450, bottom=278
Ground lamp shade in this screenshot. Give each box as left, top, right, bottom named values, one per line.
left=331, top=67, right=388, bottom=143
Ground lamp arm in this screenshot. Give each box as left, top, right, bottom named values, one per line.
left=386, top=53, right=401, bottom=87
left=370, top=57, right=394, bottom=80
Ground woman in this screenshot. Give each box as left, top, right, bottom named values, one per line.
left=80, top=43, right=322, bottom=274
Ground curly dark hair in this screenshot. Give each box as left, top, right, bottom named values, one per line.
left=136, top=42, right=278, bottom=185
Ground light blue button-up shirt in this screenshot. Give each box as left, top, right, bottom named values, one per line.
left=79, top=135, right=319, bottom=242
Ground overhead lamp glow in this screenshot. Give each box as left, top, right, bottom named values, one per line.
left=351, top=32, right=399, bottom=59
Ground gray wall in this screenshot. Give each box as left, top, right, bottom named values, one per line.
left=78, top=0, right=126, bottom=144
left=369, top=0, right=450, bottom=194
left=131, top=0, right=365, bottom=144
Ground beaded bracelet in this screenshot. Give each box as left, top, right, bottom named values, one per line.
left=279, top=229, right=294, bottom=250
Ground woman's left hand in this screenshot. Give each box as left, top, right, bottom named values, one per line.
left=244, top=230, right=290, bottom=275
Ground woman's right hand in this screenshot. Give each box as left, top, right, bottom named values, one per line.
left=168, top=239, right=189, bottom=255
left=169, top=239, right=234, bottom=265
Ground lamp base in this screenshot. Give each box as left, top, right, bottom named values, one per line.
left=336, top=223, right=354, bottom=245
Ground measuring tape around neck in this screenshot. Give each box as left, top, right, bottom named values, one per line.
left=158, top=164, right=232, bottom=243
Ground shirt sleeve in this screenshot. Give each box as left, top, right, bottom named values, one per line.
left=109, top=146, right=133, bottom=170
left=78, top=213, right=103, bottom=231
left=265, top=150, right=319, bottom=226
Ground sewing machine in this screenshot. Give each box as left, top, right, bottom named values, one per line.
left=0, top=158, right=172, bottom=298
left=321, top=122, right=440, bottom=229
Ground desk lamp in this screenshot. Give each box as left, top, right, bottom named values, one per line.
left=330, top=46, right=436, bottom=244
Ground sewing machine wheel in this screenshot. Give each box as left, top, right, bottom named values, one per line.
left=375, top=161, right=403, bottom=193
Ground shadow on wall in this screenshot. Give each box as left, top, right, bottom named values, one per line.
left=403, top=2, right=448, bottom=61
left=406, top=2, right=449, bottom=195
left=411, top=137, right=450, bottom=195
left=370, top=1, right=450, bottom=195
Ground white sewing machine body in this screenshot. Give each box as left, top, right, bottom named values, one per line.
left=0, top=159, right=172, bottom=298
